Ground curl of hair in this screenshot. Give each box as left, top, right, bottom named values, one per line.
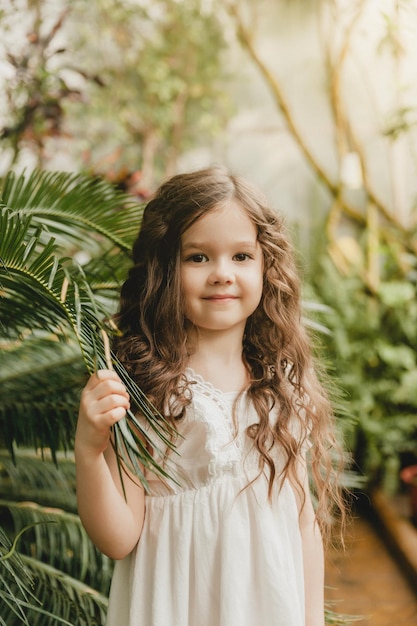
left=113, top=165, right=345, bottom=542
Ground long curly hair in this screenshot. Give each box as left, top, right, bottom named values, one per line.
left=113, top=165, right=345, bottom=539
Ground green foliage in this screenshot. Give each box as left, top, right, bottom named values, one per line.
left=311, top=248, right=417, bottom=492
left=0, top=0, right=232, bottom=184
left=70, top=0, right=231, bottom=179
left=2, top=552, right=108, bottom=626
left=1, top=500, right=113, bottom=595
left=0, top=168, right=140, bottom=253
left=0, top=339, right=86, bottom=458
left=0, top=451, right=111, bottom=625
left=0, top=451, right=77, bottom=512
left=0, top=525, right=38, bottom=626
left=0, top=510, right=108, bottom=626
left=0, top=168, right=178, bottom=624
left=0, top=169, right=176, bottom=480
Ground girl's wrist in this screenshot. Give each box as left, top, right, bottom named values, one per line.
left=74, top=440, right=108, bottom=465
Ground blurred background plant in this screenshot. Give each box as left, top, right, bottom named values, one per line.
left=1, top=0, right=417, bottom=623
left=223, top=0, right=417, bottom=490
left=309, top=237, right=417, bottom=494
left=0, top=0, right=232, bottom=189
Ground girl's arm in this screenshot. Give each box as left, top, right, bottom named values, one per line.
left=291, top=458, right=325, bottom=626
left=75, top=369, right=145, bottom=560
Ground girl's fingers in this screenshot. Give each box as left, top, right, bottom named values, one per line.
left=95, top=369, right=119, bottom=380
left=95, top=393, right=130, bottom=417
left=80, top=391, right=130, bottom=423
left=87, top=403, right=128, bottom=427
left=95, top=380, right=129, bottom=402
left=83, top=372, right=129, bottom=401
left=87, top=369, right=123, bottom=390
left=77, top=371, right=131, bottom=455
left=79, top=379, right=130, bottom=427
left=108, top=405, right=129, bottom=422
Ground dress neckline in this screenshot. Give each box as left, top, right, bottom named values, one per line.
left=185, top=367, right=242, bottom=399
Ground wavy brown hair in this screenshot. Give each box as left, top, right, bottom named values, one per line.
left=113, top=165, right=345, bottom=539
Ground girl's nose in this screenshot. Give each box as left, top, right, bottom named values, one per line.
left=208, top=261, right=234, bottom=285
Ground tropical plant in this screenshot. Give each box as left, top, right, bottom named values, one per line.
left=0, top=445, right=111, bottom=626
left=0, top=169, right=176, bottom=473
left=225, top=0, right=417, bottom=493
left=0, top=524, right=73, bottom=626
left=0, top=169, right=178, bottom=624
left=309, top=240, right=417, bottom=493
left=0, top=494, right=110, bottom=626
left=1, top=525, right=110, bottom=626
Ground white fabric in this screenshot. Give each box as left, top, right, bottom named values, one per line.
left=106, top=370, right=305, bottom=626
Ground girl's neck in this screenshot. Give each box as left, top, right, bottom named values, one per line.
left=186, top=329, right=248, bottom=393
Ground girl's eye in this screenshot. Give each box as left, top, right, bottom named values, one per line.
left=188, top=254, right=208, bottom=263
left=234, top=253, right=251, bottom=262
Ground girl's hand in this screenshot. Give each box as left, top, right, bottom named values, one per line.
left=75, top=369, right=130, bottom=458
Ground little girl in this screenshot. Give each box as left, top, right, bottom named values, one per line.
left=75, top=166, right=344, bottom=626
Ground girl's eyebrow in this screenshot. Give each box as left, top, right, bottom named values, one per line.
left=182, top=240, right=258, bottom=251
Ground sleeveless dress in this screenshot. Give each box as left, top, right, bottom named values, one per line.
left=105, top=370, right=305, bottom=626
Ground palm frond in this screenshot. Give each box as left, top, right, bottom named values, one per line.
left=0, top=207, right=113, bottom=368
left=0, top=526, right=35, bottom=626
left=1, top=169, right=143, bottom=253
left=1, top=547, right=108, bottom=626
left=0, top=450, right=77, bottom=513
left=0, top=338, right=85, bottom=458
left=22, top=553, right=108, bottom=626
left=76, top=248, right=131, bottom=303
left=0, top=201, right=178, bottom=488
left=1, top=501, right=113, bottom=594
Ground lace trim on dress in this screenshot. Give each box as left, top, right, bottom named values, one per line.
left=185, top=368, right=239, bottom=426
left=185, top=368, right=242, bottom=479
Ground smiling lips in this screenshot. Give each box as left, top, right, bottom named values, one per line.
left=203, top=294, right=238, bottom=301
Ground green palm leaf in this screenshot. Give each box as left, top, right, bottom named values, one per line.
left=1, top=541, right=108, bottom=626
left=1, top=501, right=113, bottom=594
left=0, top=338, right=85, bottom=458
left=20, top=553, right=108, bottom=626
left=1, top=169, right=142, bottom=252
left=0, top=207, right=104, bottom=356
left=0, top=450, right=77, bottom=513
left=0, top=189, right=178, bottom=490
left=0, top=526, right=34, bottom=626
left=0, top=524, right=83, bottom=626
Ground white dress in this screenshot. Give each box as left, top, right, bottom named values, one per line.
left=106, top=371, right=305, bottom=626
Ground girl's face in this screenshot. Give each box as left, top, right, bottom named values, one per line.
left=180, top=200, right=264, bottom=339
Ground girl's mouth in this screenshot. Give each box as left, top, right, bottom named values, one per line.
left=203, top=294, right=237, bottom=301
